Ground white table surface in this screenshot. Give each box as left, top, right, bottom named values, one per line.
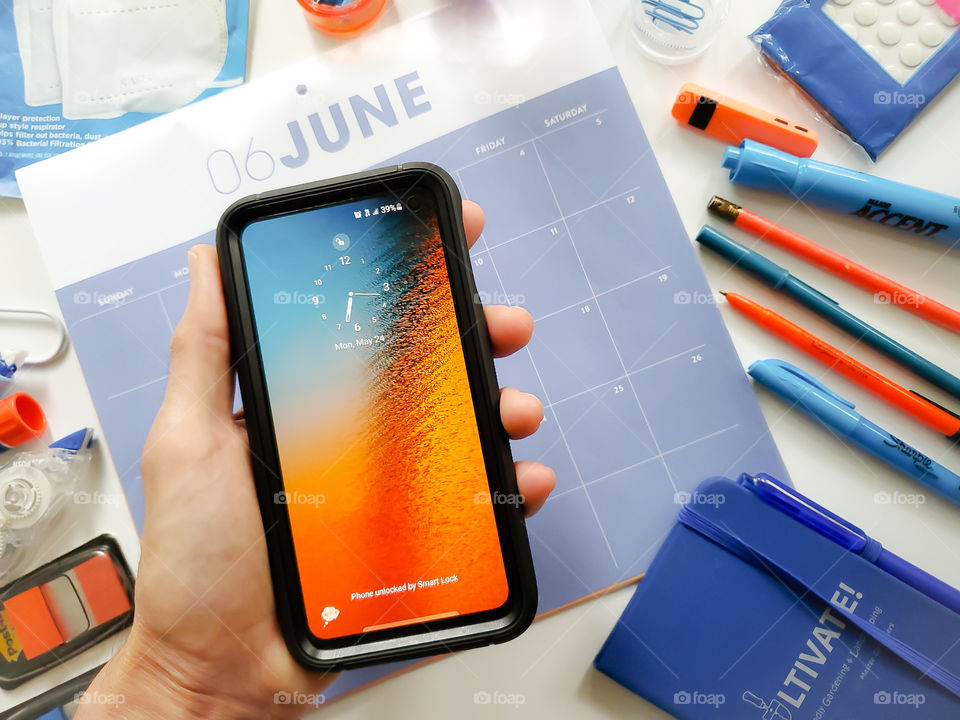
left=1, top=0, right=959, bottom=716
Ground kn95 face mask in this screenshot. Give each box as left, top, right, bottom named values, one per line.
left=12, top=0, right=63, bottom=107
left=52, top=0, right=233, bottom=120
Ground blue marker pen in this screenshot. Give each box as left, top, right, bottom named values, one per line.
left=739, top=471, right=960, bottom=616
left=748, top=358, right=960, bottom=507
left=722, top=140, right=960, bottom=245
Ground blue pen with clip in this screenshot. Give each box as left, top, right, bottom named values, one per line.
left=749, top=358, right=960, bottom=507
left=697, top=225, right=960, bottom=400
left=739, top=471, right=960, bottom=616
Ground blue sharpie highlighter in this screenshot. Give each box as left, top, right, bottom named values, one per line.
left=723, top=140, right=960, bottom=245
left=749, top=358, right=960, bottom=507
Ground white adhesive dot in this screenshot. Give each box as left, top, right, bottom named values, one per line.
left=897, top=2, right=922, bottom=24
left=862, top=44, right=882, bottom=60
left=842, top=22, right=860, bottom=38
left=885, top=64, right=906, bottom=82
left=840, top=23, right=860, bottom=42
left=919, top=21, right=945, bottom=45
left=820, top=0, right=960, bottom=85
left=900, top=42, right=924, bottom=65
left=877, top=21, right=902, bottom=44
left=855, top=2, right=880, bottom=25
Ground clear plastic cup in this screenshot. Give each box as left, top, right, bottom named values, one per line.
left=631, top=0, right=730, bottom=64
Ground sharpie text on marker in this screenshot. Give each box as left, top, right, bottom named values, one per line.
left=851, top=198, right=948, bottom=239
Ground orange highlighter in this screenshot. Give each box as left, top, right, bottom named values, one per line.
left=709, top=196, right=960, bottom=333
left=672, top=83, right=818, bottom=157
left=722, top=291, right=960, bottom=439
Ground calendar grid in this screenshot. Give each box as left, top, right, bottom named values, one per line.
left=56, top=69, right=786, bottom=645
left=531, top=137, right=677, bottom=495
left=455, top=167, right=621, bottom=567
left=544, top=343, right=707, bottom=410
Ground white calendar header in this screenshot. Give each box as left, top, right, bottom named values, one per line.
left=19, top=0, right=613, bottom=289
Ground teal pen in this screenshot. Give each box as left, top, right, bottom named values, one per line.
left=696, top=225, right=960, bottom=400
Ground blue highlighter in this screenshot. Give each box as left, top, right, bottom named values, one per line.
left=748, top=358, right=960, bottom=508
left=723, top=140, right=960, bottom=245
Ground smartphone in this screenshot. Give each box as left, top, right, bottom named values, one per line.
left=217, top=164, right=537, bottom=670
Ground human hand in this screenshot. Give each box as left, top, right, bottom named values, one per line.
left=76, top=201, right=555, bottom=719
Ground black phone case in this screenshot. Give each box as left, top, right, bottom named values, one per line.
left=216, top=163, right=537, bottom=671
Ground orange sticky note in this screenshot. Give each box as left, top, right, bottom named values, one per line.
left=4, top=587, right=63, bottom=660
left=72, top=553, right=132, bottom=626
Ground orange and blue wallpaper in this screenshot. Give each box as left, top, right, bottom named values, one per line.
left=241, top=194, right=508, bottom=639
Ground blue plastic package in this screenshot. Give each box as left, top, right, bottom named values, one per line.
left=0, top=1, right=250, bottom=198
left=751, top=0, right=960, bottom=160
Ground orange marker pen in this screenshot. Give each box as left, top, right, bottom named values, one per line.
left=709, top=197, right=960, bottom=333
left=672, top=83, right=818, bottom=157
left=722, top=291, right=960, bottom=439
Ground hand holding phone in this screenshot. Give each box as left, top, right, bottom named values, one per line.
left=217, top=165, right=541, bottom=669
left=82, top=170, right=554, bottom=717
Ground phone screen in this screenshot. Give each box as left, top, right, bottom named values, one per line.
left=240, top=191, right=510, bottom=640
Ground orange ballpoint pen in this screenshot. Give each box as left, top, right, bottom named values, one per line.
left=722, top=291, right=960, bottom=439
left=710, top=197, right=960, bottom=333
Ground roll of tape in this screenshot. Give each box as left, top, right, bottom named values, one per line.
left=0, top=465, right=52, bottom=530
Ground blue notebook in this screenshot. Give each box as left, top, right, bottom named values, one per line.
left=595, top=476, right=960, bottom=719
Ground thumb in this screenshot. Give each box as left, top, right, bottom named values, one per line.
left=163, top=245, right=235, bottom=418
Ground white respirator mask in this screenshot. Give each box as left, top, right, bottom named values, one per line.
left=14, top=0, right=236, bottom=119
left=13, top=0, right=63, bottom=107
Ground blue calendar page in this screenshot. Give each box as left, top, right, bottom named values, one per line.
left=53, top=66, right=786, bottom=700
left=21, top=0, right=786, bottom=702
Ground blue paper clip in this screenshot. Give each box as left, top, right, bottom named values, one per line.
left=642, top=0, right=705, bottom=34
